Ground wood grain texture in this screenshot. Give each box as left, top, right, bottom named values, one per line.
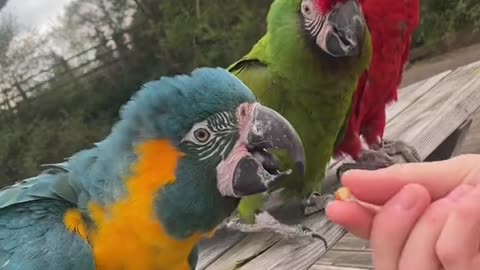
left=456, top=107, right=480, bottom=155
left=204, top=231, right=283, bottom=270
left=316, top=250, right=373, bottom=269
left=386, top=70, right=451, bottom=122
left=197, top=230, right=246, bottom=270
left=385, top=60, right=480, bottom=159
left=237, top=215, right=346, bottom=270
left=331, top=234, right=370, bottom=251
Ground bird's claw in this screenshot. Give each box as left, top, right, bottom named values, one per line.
left=380, top=139, right=421, bottom=163
left=302, top=192, right=335, bottom=216
left=336, top=140, right=420, bottom=181
left=297, top=224, right=328, bottom=249
left=223, top=211, right=327, bottom=247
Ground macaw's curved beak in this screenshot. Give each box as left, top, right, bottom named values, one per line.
left=319, top=0, right=366, bottom=57
left=231, top=104, right=306, bottom=197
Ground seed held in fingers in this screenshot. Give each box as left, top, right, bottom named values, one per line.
left=335, top=187, right=353, bottom=201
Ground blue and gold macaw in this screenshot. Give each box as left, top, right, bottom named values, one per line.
left=0, top=68, right=305, bottom=270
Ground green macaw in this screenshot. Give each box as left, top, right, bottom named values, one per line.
left=224, top=0, right=372, bottom=239
left=0, top=68, right=306, bottom=270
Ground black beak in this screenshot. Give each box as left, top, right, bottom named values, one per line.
left=232, top=104, right=306, bottom=197
left=324, top=0, right=366, bottom=57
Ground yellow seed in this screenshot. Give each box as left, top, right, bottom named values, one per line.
left=335, top=187, right=352, bottom=201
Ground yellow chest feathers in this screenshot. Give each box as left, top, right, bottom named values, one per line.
left=64, top=140, right=205, bottom=270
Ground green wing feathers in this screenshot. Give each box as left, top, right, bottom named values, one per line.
left=228, top=35, right=274, bottom=102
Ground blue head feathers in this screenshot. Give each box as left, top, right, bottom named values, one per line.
left=117, top=67, right=256, bottom=144
left=67, top=67, right=257, bottom=208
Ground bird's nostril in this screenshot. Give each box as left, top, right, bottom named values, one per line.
left=338, top=33, right=352, bottom=46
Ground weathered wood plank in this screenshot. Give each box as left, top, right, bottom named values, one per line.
left=204, top=231, right=283, bottom=270
left=232, top=215, right=345, bottom=270
left=456, top=107, right=480, bottom=155
left=197, top=230, right=246, bottom=270
left=425, top=119, right=472, bottom=161
left=315, top=250, right=373, bottom=269
left=331, top=234, right=370, bottom=251
left=386, top=70, right=451, bottom=122
left=385, top=60, right=480, bottom=160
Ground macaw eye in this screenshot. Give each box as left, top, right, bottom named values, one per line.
left=194, top=128, right=210, bottom=143
left=301, top=0, right=314, bottom=18
left=302, top=3, right=311, bottom=15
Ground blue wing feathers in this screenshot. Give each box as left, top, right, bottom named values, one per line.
left=0, top=200, right=94, bottom=270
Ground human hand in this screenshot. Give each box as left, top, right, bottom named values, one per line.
left=326, top=154, right=480, bottom=270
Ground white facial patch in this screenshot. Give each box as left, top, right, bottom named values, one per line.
left=216, top=102, right=258, bottom=197
left=317, top=23, right=332, bottom=51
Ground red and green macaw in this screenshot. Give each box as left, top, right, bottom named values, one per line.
left=224, top=0, right=373, bottom=240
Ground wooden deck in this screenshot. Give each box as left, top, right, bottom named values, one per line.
left=196, top=60, right=480, bottom=270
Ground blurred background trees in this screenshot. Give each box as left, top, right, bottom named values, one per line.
left=414, top=0, right=480, bottom=47
left=0, top=0, right=479, bottom=185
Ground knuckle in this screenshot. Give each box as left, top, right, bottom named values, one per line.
left=421, top=200, right=450, bottom=226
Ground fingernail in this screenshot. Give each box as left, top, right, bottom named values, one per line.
left=446, top=184, right=472, bottom=202
left=392, top=185, right=419, bottom=210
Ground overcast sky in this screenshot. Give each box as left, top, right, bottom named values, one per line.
left=1, top=0, right=74, bottom=33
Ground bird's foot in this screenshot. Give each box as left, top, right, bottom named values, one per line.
left=302, top=192, right=335, bottom=216
left=337, top=140, right=420, bottom=181
left=223, top=211, right=327, bottom=248
left=380, top=139, right=421, bottom=163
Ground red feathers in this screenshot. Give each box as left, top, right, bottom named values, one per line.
left=314, top=0, right=347, bottom=14
left=334, top=0, right=420, bottom=159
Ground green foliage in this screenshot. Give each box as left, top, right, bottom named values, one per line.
left=131, top=0, right=270, bottom=74
left=413, top=0, right=480, bottom=47
left=0, top=62, right=142, bottom=184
